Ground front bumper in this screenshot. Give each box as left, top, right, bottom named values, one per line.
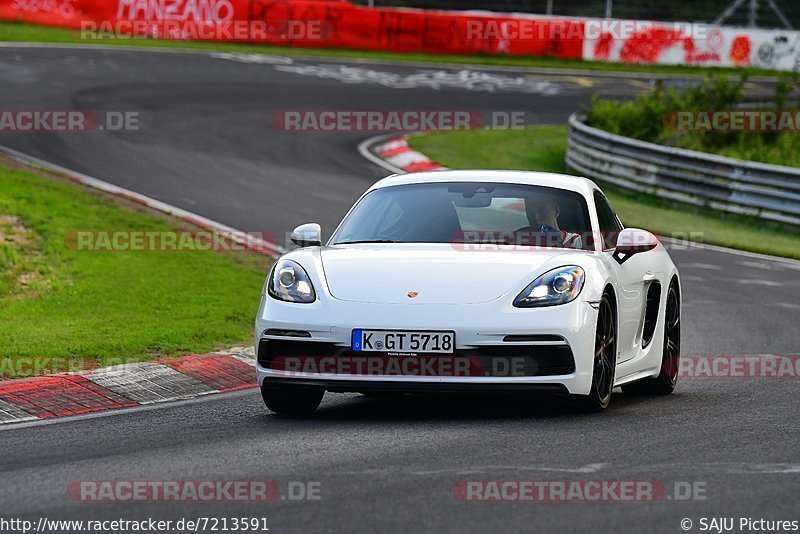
left=255, top=295, right=598, bottom=395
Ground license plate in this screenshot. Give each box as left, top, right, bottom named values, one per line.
left=351, top=329, right=455, bottom=354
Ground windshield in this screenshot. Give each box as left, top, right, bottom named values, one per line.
left=331, top=182, right=593, bottom=251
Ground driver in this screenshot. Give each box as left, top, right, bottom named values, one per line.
left=517, top=196, right=582, bottom=249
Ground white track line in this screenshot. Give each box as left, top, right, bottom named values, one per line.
left=0, top=388, right=257, bottom=431
left=658, top=236, right=800, bottom=266
left=0, top=41, right=779, bottom=81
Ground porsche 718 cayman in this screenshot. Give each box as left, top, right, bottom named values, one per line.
left=254, top=170, right=681, bottom=413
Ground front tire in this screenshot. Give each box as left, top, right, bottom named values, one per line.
left=260, top=381, right=324, bottom=415
left=579, top=291, right=616, bottom=412
left=622, top=281, right=680, bottom=396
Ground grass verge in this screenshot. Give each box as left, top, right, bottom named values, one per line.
left=0, top=21, right=783, bottom=77
left=589, top=76, right=800, bottom=166
left=408, top=126, right=800, bottom=260
left=0, top=157, right=270, bottom=373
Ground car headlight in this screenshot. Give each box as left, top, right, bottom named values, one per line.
left=267, top=259, right=316, bottom=303
left=513, top=266, right=585, bottom=308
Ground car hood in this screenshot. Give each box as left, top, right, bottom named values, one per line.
left=320, top=244, right=572, bottom=304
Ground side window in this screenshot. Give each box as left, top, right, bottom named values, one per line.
left=593, top=191, right=623, bottom=250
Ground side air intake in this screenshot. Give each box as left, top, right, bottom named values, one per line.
left=642, top=282, right=661, bottom=348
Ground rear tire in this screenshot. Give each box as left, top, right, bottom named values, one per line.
left=260, top=381, right=324, bottom=415
left=622, top=281, right=680, bottom=396
left=579, top=291, right=616, bottom=412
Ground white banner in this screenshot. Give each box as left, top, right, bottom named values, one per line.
left=582, top=19, right=800, bottom=71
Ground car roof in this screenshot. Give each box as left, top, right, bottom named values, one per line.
left=369, top=170, right=600, bottom=198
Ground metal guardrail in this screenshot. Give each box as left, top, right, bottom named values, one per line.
left=565, top=113, right=800, bottom=226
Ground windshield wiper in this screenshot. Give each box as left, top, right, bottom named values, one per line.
left=334, top=239, right=396, bottom=245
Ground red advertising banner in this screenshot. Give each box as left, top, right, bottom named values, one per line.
left=0, top=0, right=585, bottom=59
left=7, top=1, right=792, bottom=69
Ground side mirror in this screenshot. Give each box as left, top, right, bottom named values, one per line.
left=612, top=228, right=659, bottom=264
left=290, top=223, right=322, bottom=247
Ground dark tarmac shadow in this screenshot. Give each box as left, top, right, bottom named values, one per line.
left=253, top=388, right=687, bottom=425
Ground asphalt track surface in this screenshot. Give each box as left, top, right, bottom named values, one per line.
left=1, top=45, right=798, bottom=534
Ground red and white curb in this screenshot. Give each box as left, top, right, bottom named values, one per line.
left=0, top=348, right=257, bottom=424
left=0, top=144, right=279, bottom=426
left=359, top=135, right=447, bottom=174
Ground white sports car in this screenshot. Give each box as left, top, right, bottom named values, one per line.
left=255, top=170, right=680, bottom=413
